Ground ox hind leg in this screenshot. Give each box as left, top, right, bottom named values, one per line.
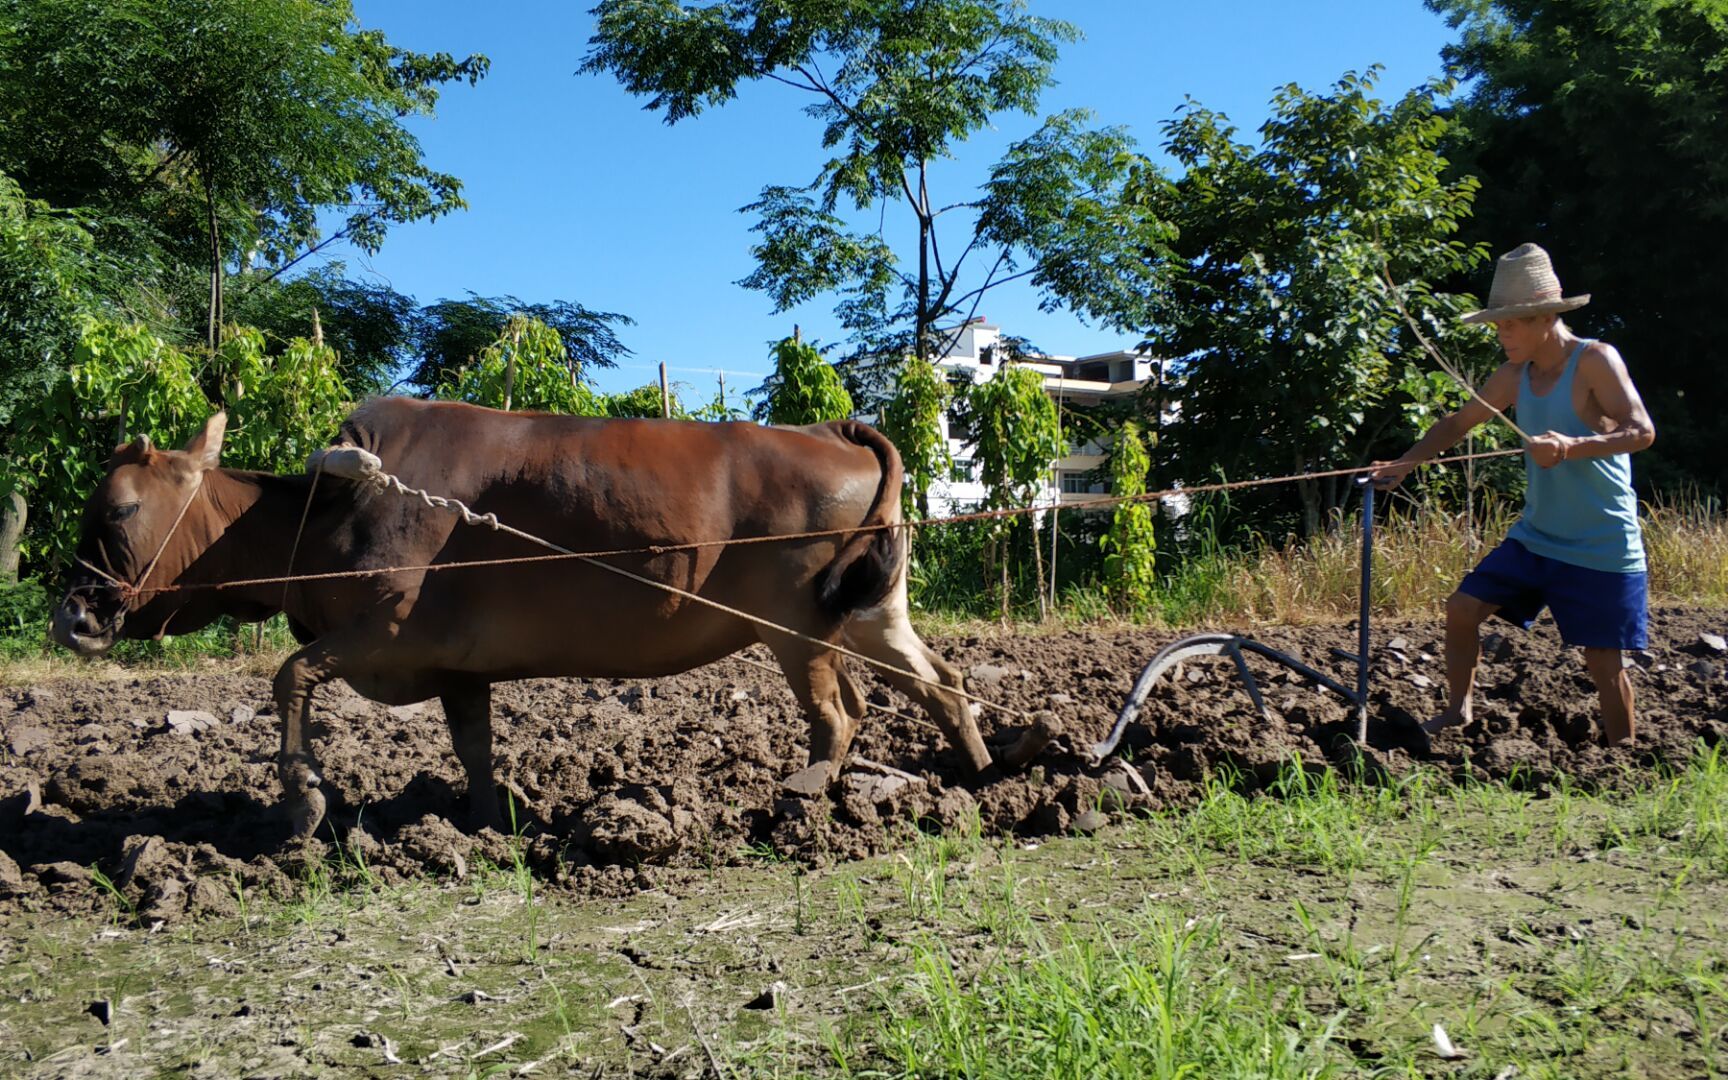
left=761, top=634, right=857, bottom=787
left=441, top=681, right=505, bottom=833
left=844, top=593, right=993, bottom=776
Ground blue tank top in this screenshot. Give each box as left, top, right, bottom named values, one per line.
left=1506, top=340, right=1645, bottom=573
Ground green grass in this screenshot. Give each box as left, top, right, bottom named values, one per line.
left=5, top=748, right=1727, bottom=1077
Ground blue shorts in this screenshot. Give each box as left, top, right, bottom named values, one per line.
left=1458, top=539, right=1648, bottom=650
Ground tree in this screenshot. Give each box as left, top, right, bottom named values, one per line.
left=436, top=316, right=606, bottom=416
left=0, top=0, right=489, bottom=348
left=0, top=172, right=129, bottom=425
left=1427, top=0, right=1728, bottom=496
left=1124, top=70, right=1496, bottom=538
left=962, top=363, right=1061, bottom=618
left=582, top=0, right=1163, bottom=397
left=879, top=355, right=953, bottom=517
left=211, top=326, right=351, bottom=476
left=226, top=267, right=419, bottom=398
left=409, top=295, right=633, bottom=394
left=1102, top=421, right=1156, bottom=612
left=755, top=335, right=854, bottom=425
left=605, top=383, right=688, bottom=419
left=1, top=317, right=349, bottom=569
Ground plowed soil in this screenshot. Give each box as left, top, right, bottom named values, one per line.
left=3, top=607, right=1725, bottom=923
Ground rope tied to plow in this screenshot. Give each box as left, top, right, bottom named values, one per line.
left=125, top=444, right=1527, bottom=599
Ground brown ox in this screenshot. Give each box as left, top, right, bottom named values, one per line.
left=51, top=398, right=997, bottom=841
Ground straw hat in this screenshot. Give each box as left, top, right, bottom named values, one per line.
left=1460, top=243, right=1591, bottom=324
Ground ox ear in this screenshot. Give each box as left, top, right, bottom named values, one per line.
left=180, top=412, right=227, bottom=472
left=108, top=434, right=153, bottom=467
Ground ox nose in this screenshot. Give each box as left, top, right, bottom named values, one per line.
left=51, top=590, right=122, bottom=654
left=66, top=595, right=105, bottom=638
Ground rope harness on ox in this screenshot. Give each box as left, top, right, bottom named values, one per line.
left=305, top=446, right=1040, bottom=722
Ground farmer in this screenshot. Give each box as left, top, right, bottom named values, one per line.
left=1370, top=243, right=1656, bottom=746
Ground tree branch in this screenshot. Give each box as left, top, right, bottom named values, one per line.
left=257, top=228, right=351, bottom=283
left=946, top=261, right=1036, bottom=313
left=137, top=144, right=189, bottom=192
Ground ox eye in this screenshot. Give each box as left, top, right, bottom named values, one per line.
left=108, top=503, right=139, bottom=523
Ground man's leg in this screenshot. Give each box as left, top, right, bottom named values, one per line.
left=1427, top=590, right=1500, bottom=734
left=1582, top=648, right=1635, bottom=746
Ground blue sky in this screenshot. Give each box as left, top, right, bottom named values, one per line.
left=338, top=1, right=1460, bottom=399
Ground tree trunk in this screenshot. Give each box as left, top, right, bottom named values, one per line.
left=204, top=176, right=222, bottom=352
left=1030, top=514, right=1047, bottom=622
left=1296, top=455, right=1321, bottom=538
left=0, top=490, right=24, bottom=586
left=1047, top=502, right=1060, bottom=614
left=914, top=161, right=931, bottom=363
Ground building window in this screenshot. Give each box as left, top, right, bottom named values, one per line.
left=1060, top=473, right=1091, bottom=494
left=952, top=458, right=977, bottom=482
left=979, top=344, right=995, bottom=366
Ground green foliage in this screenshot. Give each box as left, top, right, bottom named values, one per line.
left=880, top=356, right=953, bottom=516
left=690, top=375, right=747, bottom=422
left=436, top=315, right=605, bottom=416
left=757, top=336, right=854, bottom=425
left=408, top=295, right=633, bottom=394
left=962, top=363, right=1061, bottom=615
left=0, top=171, right=130, bottom=425
left=583, top=0, right=1154, bottom=386
left=1102, top=421, right=1157, bottom=611
left=965, top=365, right=1061, bottom=512
left=0, top=0, right=489, bottom=320
left=1427, top=0, right=1728, bottom=496
left=212, top=326, right=351, bottom=475
left=603, top=383, right=687, bottom=419
left=225, top=267, right=417, bottom=398
left=1125, top=69, right=1496, bottom=537
left=3, top=321, right=209, bottom=565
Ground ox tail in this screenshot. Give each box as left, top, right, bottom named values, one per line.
left=814, top=421, right=907, bottom=617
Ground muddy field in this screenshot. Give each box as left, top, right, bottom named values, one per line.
left=2, top=607, right=1725, bottom=923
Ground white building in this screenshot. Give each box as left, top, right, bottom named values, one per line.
left=915, top=318, right=1164, bottom=517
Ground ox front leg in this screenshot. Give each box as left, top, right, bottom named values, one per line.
left=441, top=683, right=505, bottom=833
left=271, top=630, right=383, bottom=843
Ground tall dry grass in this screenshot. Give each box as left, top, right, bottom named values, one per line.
left=1143, top=495, right=1728, bottom=629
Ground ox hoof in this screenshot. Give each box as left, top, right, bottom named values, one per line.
left=996, top=712, right=1064, bottom=773
left=781, top=763, right=836, bottom=798
left=287, top=786, right=329, bottom=845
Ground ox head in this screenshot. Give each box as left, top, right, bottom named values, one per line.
left=51, top=413, right=227, bottom=656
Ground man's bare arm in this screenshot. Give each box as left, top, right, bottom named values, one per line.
left=1370, top=361, right=1522, bottom=487
left=1525, top=344, right=1654, bottom=467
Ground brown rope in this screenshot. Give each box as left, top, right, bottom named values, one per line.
left=133, top=475, right=204, bottom=599
left=1372, top=244, right=1532, bottom=442
left=128, top=446, right=1525, bottom=598
left=729, top=653, right=944, bottom=735
left=279, top=459, right=325, bottom=614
